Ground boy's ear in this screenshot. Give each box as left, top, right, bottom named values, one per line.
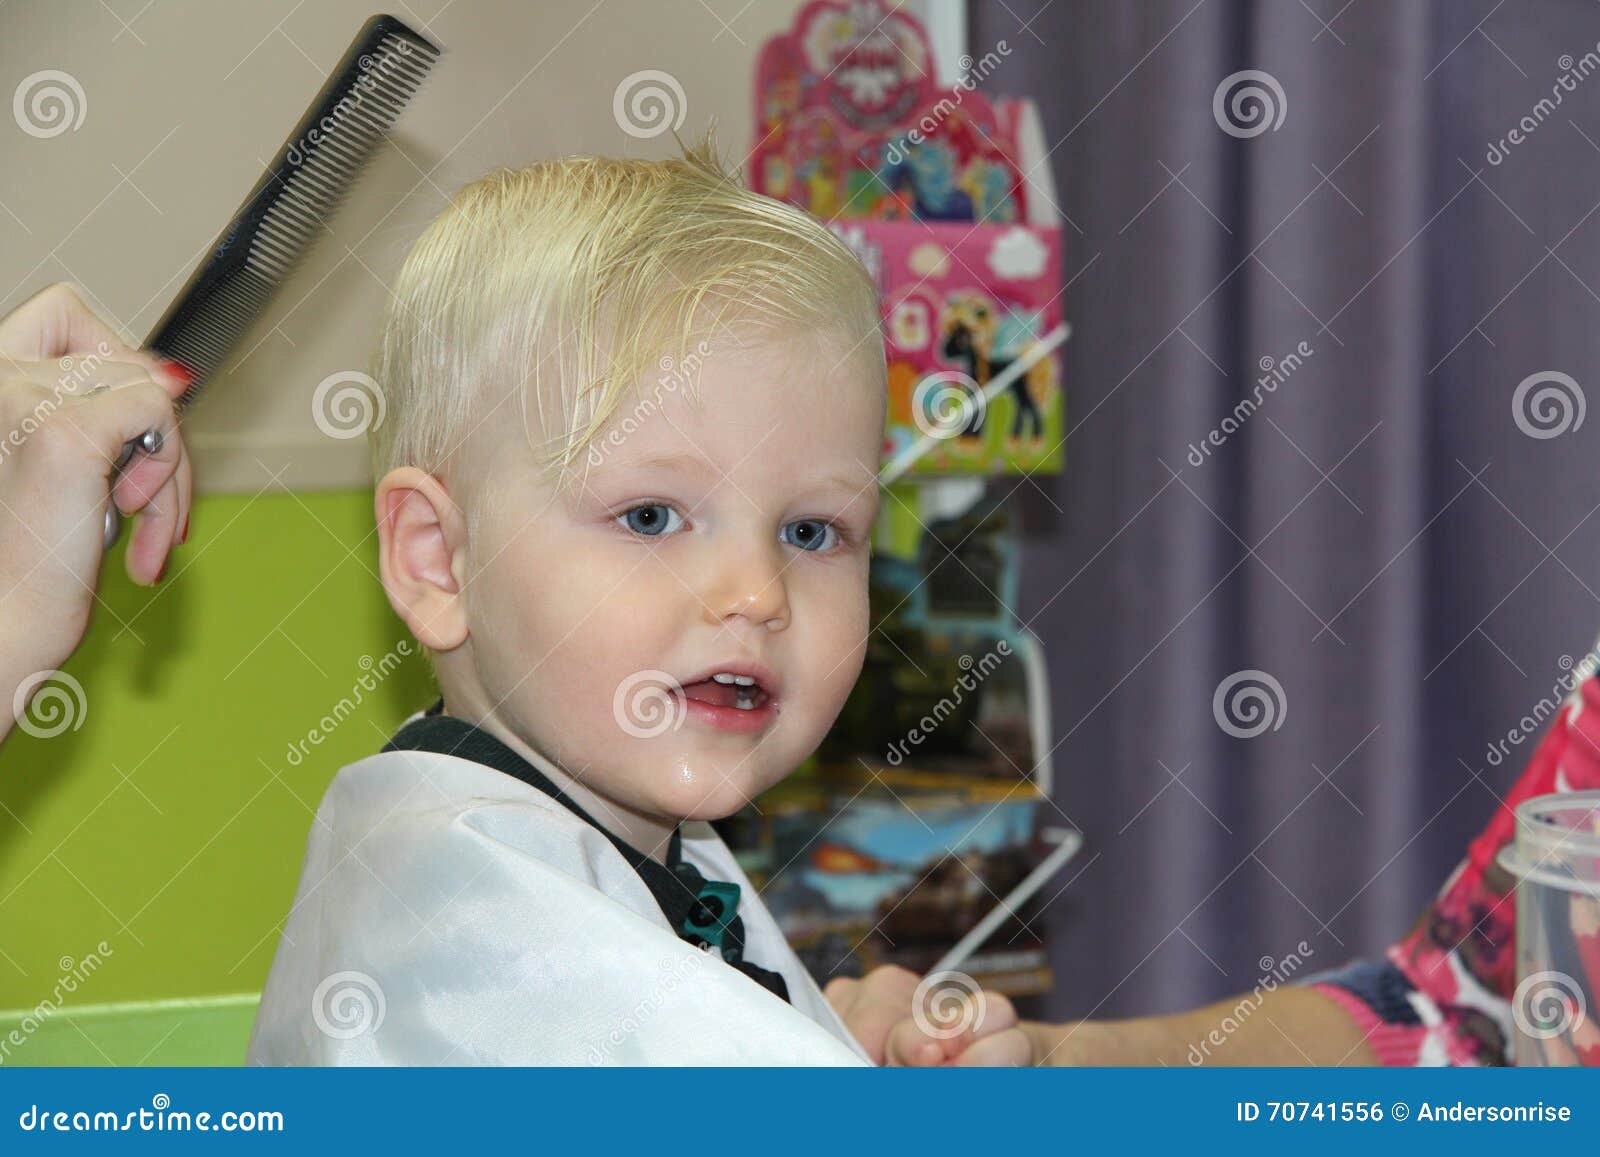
left=375, top=467, right=470, bottom=652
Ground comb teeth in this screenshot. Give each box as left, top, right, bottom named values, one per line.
left=164, top=270, right=273, bottom=409
left=144, top=15, right=441, bottom=409
left=248, top=32, right=440, bottom=283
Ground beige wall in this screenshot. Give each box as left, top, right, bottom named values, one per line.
left=0, top=0, right=816, bottom=492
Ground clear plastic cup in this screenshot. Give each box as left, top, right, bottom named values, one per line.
left=1496, top=789, right=1600, bottom=1066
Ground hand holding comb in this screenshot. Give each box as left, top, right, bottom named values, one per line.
left=105, top=13, right=442, bottom=550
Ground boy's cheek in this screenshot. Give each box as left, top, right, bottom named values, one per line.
left=530, top=542, right=681, bottom=625
left=809, top=590, right=871, bottom=692
left=469, top=577, right=624, bottom=724
left=485, top=537, right=656, bottom=640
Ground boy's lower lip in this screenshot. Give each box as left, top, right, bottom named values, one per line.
left=683, top=697, right=778, bottom=734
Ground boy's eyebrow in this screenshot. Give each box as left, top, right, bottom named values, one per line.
left=806, top=469, right=880, bottom=501
left=619, top=450, right=717, bottom=476
left=619, top=450, right=879, bottom=500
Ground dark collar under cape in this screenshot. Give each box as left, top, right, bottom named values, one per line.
left=380, top=695, right=790, bottom=1005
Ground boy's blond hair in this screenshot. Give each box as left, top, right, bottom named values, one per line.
left=369, top=129, right=885, bottom=502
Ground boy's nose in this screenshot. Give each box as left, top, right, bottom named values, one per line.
left=702, top=542, right=791, bottom=632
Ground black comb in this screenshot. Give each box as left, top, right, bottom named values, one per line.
left=105, top=13, right=442, bottom=549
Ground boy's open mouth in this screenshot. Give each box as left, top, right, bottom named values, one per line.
left=681, top=674, right=772, bottom=712
left=675, top=664, right=781, bottom=734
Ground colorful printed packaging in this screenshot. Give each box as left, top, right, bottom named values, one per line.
left=832, top=219, right=1064, bottom=475
left=750, top=0, right=1030, bottom=223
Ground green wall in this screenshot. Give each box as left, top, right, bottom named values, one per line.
left=0, top=489, right=436, bottom=1018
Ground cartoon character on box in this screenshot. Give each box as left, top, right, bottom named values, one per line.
left=886, top=140, right=967, bottom=220
left=866, top=222, right=1063, bottom=474
left=939, top=293, right=1053, bottom=446
left=750, top=0, right=1028, bottom=223
left=959, top=158, right=1022, bottom=224
left=875, top=125, right=1023, bottom=224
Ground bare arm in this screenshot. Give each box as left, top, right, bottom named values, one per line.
left=987, top=986, right=1378, bottom=1066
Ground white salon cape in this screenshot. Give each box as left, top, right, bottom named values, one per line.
left=246, top=732, right=870, bottom=1066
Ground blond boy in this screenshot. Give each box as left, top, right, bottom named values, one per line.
left=248, top=135, right=887, bottom=1065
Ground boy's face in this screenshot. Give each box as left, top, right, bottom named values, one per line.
left=460, top=324, right=884, bottom=825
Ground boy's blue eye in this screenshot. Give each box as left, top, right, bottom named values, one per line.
left=782, top=519, right=837, bottom=552
left=618, top=504, right=682, bottom=537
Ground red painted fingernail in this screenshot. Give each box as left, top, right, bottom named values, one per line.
left=180, top=514, right=190, bottom=544
left=157, top=358, right=195, bottom=386
left=154, top=558, right=167, bottom=584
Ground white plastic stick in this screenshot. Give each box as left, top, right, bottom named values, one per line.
left=930, top=826, right=1083, bottom=977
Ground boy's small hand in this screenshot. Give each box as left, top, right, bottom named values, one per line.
left=825, top=964, right=1026, bottom=1066
left=824, top=965, right=922, bottom=1064
left=882, top=983, right=1024, bottom=1066
left=891, top=1022, right=1048, bottom=1066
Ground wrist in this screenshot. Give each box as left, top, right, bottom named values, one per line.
left=1026, top=1016, right=1191, bottom=1066
left=0, top=649, right=67, bottom=744
left=1023, top=1019, right=1115, bottom=1065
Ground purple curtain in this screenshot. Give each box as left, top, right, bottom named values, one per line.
left=971, top=0, right=1600, bottom=1020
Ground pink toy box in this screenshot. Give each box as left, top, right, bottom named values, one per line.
left=833, top=218, right=1064, bottom=475
left=749, top=0, right=1066, bottom=476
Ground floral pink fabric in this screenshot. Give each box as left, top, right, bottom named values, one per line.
left=1310, top=672, right=1600, bottom=1065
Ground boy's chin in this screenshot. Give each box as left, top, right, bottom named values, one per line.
left=652, top=771, right=785, bottom=823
